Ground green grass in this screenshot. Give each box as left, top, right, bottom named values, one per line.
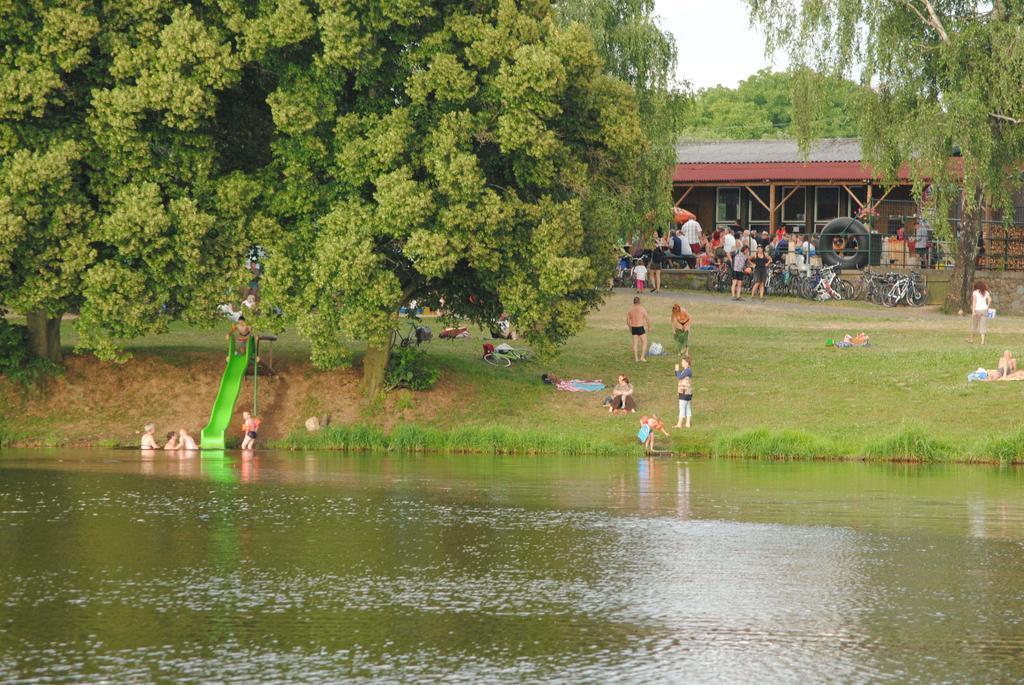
left=7, top=289, right=1024, bottom=461
left=272, top=423, right=637, bottom=456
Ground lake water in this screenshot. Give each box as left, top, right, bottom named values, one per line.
left=1, top=450, right=1023, bottom=683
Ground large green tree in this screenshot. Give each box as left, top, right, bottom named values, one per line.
left=746, top=0, right=1024, bottom=310
left=681, top=68, right=862, bottom=140
left=253, top=0, right=646, bottom=396
left=0, top=1, right=255, bottom=362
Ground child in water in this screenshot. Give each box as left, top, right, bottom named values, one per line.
left=178, top=428, right=199, bottom=451
left=241, top=411, right=261, bottom=450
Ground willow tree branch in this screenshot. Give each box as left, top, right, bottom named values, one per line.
left=895, top=0, right=950, bottom=43
left=918, top=0, right=950, bottom=42
left=990, top=112, right=1024, bottom=125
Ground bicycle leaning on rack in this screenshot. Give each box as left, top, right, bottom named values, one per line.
left=801, top=264, right=854, bottom=301
left=854, top=268, right=928, bottom=307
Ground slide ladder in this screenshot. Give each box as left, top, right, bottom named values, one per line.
left=200, top=336, right=254, bottom=449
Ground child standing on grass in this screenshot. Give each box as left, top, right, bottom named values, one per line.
left=638, top=415, right=669, bottom=452
left=633, top=260, right=648, bottom=294
left=674, top=357, right=693, bottom=429
left=241, top=411, right=261, bottom=449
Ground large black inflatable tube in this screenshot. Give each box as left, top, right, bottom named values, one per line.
left=818, top=217, right=870, bottom=269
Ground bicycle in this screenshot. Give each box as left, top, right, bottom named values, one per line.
left=482, top=341, right=532, bottom=367
left=393, top=321, right=431, bottom=348
left=803, top=265, right=854, bottom=301
left=704, top=260, right=732, bottom=292
left=883, top=271, right=929, bottom=307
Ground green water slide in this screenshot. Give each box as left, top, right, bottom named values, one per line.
left=200, top=337, right=253, bottom=449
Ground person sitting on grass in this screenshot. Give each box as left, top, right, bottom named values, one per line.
left=178, top=428, right=199, bottom=451
left=638, top=415, right=670, bottom=452
left=241, top=411, right=261, bottom=450
left=996, top=350, right=1017, bottom=379
left=164, top=431, right=179, bottom=450
left=228, top=317, right=253, bottom=356
left=140, top=423, right=160, bottom=450
left=609, top=375, right=636, bottom=414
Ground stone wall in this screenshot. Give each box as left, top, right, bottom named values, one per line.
left=977, top=270, right=1024, bottom=315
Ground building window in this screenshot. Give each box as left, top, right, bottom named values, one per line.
left=717, top=187, right=740, bottom=224
left=815, top=187, right=843, bottom=222
left=782, top=187, right=806, bottom=224
left=748, top=187, right=770, bottom=223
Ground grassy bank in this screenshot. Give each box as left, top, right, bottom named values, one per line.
left=4, top=290, right=1024, bottom=462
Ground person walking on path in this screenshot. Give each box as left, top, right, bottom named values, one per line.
left=632, top=259, right=648, bottom=294
left=674, top=357, right=693, bottom=429
left=750, top=246, right=770, bottom=300
left=671, top=303, right=691, bottom=356
left=649, top=240, right=665, bottom=293
left=731, top=245, right=749, bottom=300
left=969, top=281, right=992, bottom=345
left=627, top=296, right=651, bottom=362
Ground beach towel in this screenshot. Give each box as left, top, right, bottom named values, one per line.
left=637, top=424, right=651, bottom=442
left=555, top=379, right=605, bottom=392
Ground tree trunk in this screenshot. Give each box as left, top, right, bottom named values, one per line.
left=26, top=311, right=63, bottom=363
left=944, top=189, right=983, bottom=314
left=361, top=337, right=393, bottom=400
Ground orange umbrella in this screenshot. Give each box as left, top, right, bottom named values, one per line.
left=673, top=207, right=696, bottom=224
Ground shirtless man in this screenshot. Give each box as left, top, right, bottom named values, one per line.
left=140, top=423, right=160, bottom=450
left=626, top=296, right=651, bottom=362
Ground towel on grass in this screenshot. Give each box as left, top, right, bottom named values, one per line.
left=556, top=379, right=605, bottom=392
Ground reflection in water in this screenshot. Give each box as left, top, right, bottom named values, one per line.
left=1, top=450, right=1024, bottom=683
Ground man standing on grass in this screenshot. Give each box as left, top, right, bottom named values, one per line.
left=626, top=296, right=651, bottom=363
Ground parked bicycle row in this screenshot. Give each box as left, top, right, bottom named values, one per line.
left=703, top=262, right=928, bottom=306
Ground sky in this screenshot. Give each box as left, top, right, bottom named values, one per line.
left=653, top=0, right=790, bottom=91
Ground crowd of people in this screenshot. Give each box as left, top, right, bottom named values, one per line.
left=140, top=411, right=260, bottom=452
left=624, top=218, right=824, bottom=299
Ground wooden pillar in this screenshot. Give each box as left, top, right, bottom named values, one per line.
left=769, top=184, right=777, bottom=234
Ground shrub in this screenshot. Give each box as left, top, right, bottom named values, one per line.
left=864, top=427, right=953, bottom=462
left=0, top=317, right=60, bottom=386
left=976, top=429, right=1024, bottom=464
left=713, top=429, right=835, bottom=459
left=386, top=345, right=440, bottom=391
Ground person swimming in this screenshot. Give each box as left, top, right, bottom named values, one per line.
left=178, top=429, right=199, bottom=451
left=140, top=424, right=160, bottom=450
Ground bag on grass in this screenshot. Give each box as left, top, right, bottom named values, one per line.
left=648, top=342, right=664, bottom=355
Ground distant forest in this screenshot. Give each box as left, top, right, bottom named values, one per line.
left=681, top=69, right=863, bottom=140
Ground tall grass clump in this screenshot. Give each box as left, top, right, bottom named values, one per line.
left=272, top=422, right=635, bottom=456
left=975, top=429, right=1024, bottom=464
left=713, top=429, right=836, bottom=460
left=863, top=427, right=954, bottom=462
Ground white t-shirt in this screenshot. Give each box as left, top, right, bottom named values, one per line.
left=723, top=233, right=736, bottom=254
left=972, top=290, right=990, bottom=313
left=679, top=240, right=693, bottom=256
left=633, top=264, right=648, bottom=281
left=682, top=219, right=703, bottom=244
